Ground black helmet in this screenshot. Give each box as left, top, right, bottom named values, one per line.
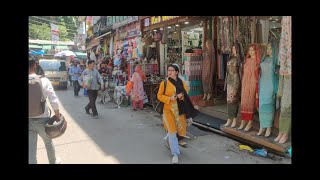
left=45, top=114, right=67, bottom=139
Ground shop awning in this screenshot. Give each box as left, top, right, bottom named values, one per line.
left=29, top=44, right=42, bottom=49
left=97, top=31, right=111, bottom=39
left=55, top=45, right=69, bottom=50
left=75, top=52, right=87, bottom=57
left=86, top=38, right=100, bottom=50
left=42, top=45, right=52, bottom=49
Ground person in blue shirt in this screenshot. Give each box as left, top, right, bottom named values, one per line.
left=69, top=60, right=82, bottom=96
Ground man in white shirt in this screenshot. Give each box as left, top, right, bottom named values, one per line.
left=29, top=59, right=61, bottom=164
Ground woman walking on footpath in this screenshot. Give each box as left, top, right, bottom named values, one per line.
left=157, top=64, right=198, bottom=164
left=130, top=64, right=146, bottom=110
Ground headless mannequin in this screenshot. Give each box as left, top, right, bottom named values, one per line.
left=224, top=46, right=238, bottom=128
left=257, top=44, right=273, bottom=137
left=274, top=132, right=288, bottom=144
left=238, top=46, right=257, bottom=132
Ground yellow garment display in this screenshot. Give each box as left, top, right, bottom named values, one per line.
left=157, top=79, right=188, bottom=136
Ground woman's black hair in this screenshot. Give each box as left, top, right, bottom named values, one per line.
left=167, top=64, right=179, bottom=73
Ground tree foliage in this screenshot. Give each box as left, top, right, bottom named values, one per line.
left=29, top=16, right=78, bottom=41
left=29, top=23, right=51, bottom=40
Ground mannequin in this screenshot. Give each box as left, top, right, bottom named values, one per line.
left=274, top=16, right=291, bottom=144
left=257, top=42, right=279, bottom=137
left=224, top=45, right=241, bottom=128
left=202, top=40, right=214, bottom=101
left=238, top=43, right=261, bottom=131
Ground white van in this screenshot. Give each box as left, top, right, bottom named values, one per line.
left=39, top=59, right=68, bottom=89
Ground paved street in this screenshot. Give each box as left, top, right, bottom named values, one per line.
left=36, top=86, right=291, bottom=164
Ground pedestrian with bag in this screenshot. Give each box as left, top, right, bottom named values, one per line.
left=78, top=60, right=104, bottom=119
left=29, top=59, right=61, bottom=164
left=157, top=64, right=198, bottom=164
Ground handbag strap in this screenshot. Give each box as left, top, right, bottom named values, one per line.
left=163, top=80, right=167, bottom=95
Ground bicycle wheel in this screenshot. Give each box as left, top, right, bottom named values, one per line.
left=115, top=89, right=123, bottom=106
left=96, top=90, right=104, bottom=103
left=103, top=89, right=119, bottom=108
left=121, top=95, right=129, bottom=107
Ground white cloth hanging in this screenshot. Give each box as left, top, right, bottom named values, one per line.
left=90, top=50, right=97, bottom=62
left=260, top=19, right=270, bottom=44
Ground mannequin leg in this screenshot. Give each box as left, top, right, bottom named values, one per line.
left=244, top=121, right=253, bottom=131
left=231, top=118, right=237, bottom=128
left=206, top=93, right=211, bottom=101
left=202, top=94, right=207, bottom=100
left=257, top=128, right=265, bottom=136
left=224, top=119, right=232, bottom=127
left=279, top=133, right=289, bottom=144
left=265, top=127, right=272, bottom=137
left=238, top=120, right=247, bottom=130
left=274, top=132, right=283, bottom=142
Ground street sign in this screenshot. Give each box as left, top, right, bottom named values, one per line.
left=51, top=23, right=59, bottom=41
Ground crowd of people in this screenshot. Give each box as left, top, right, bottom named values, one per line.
left=30, top=50, right=198, bottom=164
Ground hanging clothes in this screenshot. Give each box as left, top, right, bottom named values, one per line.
left=217, top=53, right=221, bottom=79
left=277, top=16, right=292, bottom=134
left=222, top=53, right=229, bottom=79
left=109, top=37, right=113, bottom=56
left=256, top=20, right=263, bottom=44
left=239, top=17, right=250, bottom=54
left=217, top=17, right=221, bottom=52
left=260, top=19, right=270, bottom=44
left=221, top=16, right=231, bottom=53
left=250, top=17, right=257, bottom=43
left=202, top=40, right=214, bottom=95
left=90, top=50, right=97, bottom=62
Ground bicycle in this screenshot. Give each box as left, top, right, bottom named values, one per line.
left=103, top=85, right=129, bottom=108
left=98, top=75, right=129, bottom=108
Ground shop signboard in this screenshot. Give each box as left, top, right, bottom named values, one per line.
left=144, top=16, right=179, bottom=27
left=118, top=30, right=127, bottom=40
left=144, top=18, right=150, bottom=27
left=113, top=16, right=139, bottom=29
left=127, top=29, right=139, bottom=38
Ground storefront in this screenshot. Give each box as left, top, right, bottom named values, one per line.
left=112, top=17, right=143, bottom=78
left=86, top=37, right=100, bottom=62
left=94, top=16, right=114, bottom=60
left=141, top=16, right=207, bottom=104
left=192, top=16, right=291, bottom=153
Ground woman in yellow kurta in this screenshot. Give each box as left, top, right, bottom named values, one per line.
left=157, top=64, right=197, bottom=164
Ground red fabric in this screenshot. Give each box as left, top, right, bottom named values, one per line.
left=132, top=100, right=143, bottom=109
left=241, top=112, right=254, bottom=121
